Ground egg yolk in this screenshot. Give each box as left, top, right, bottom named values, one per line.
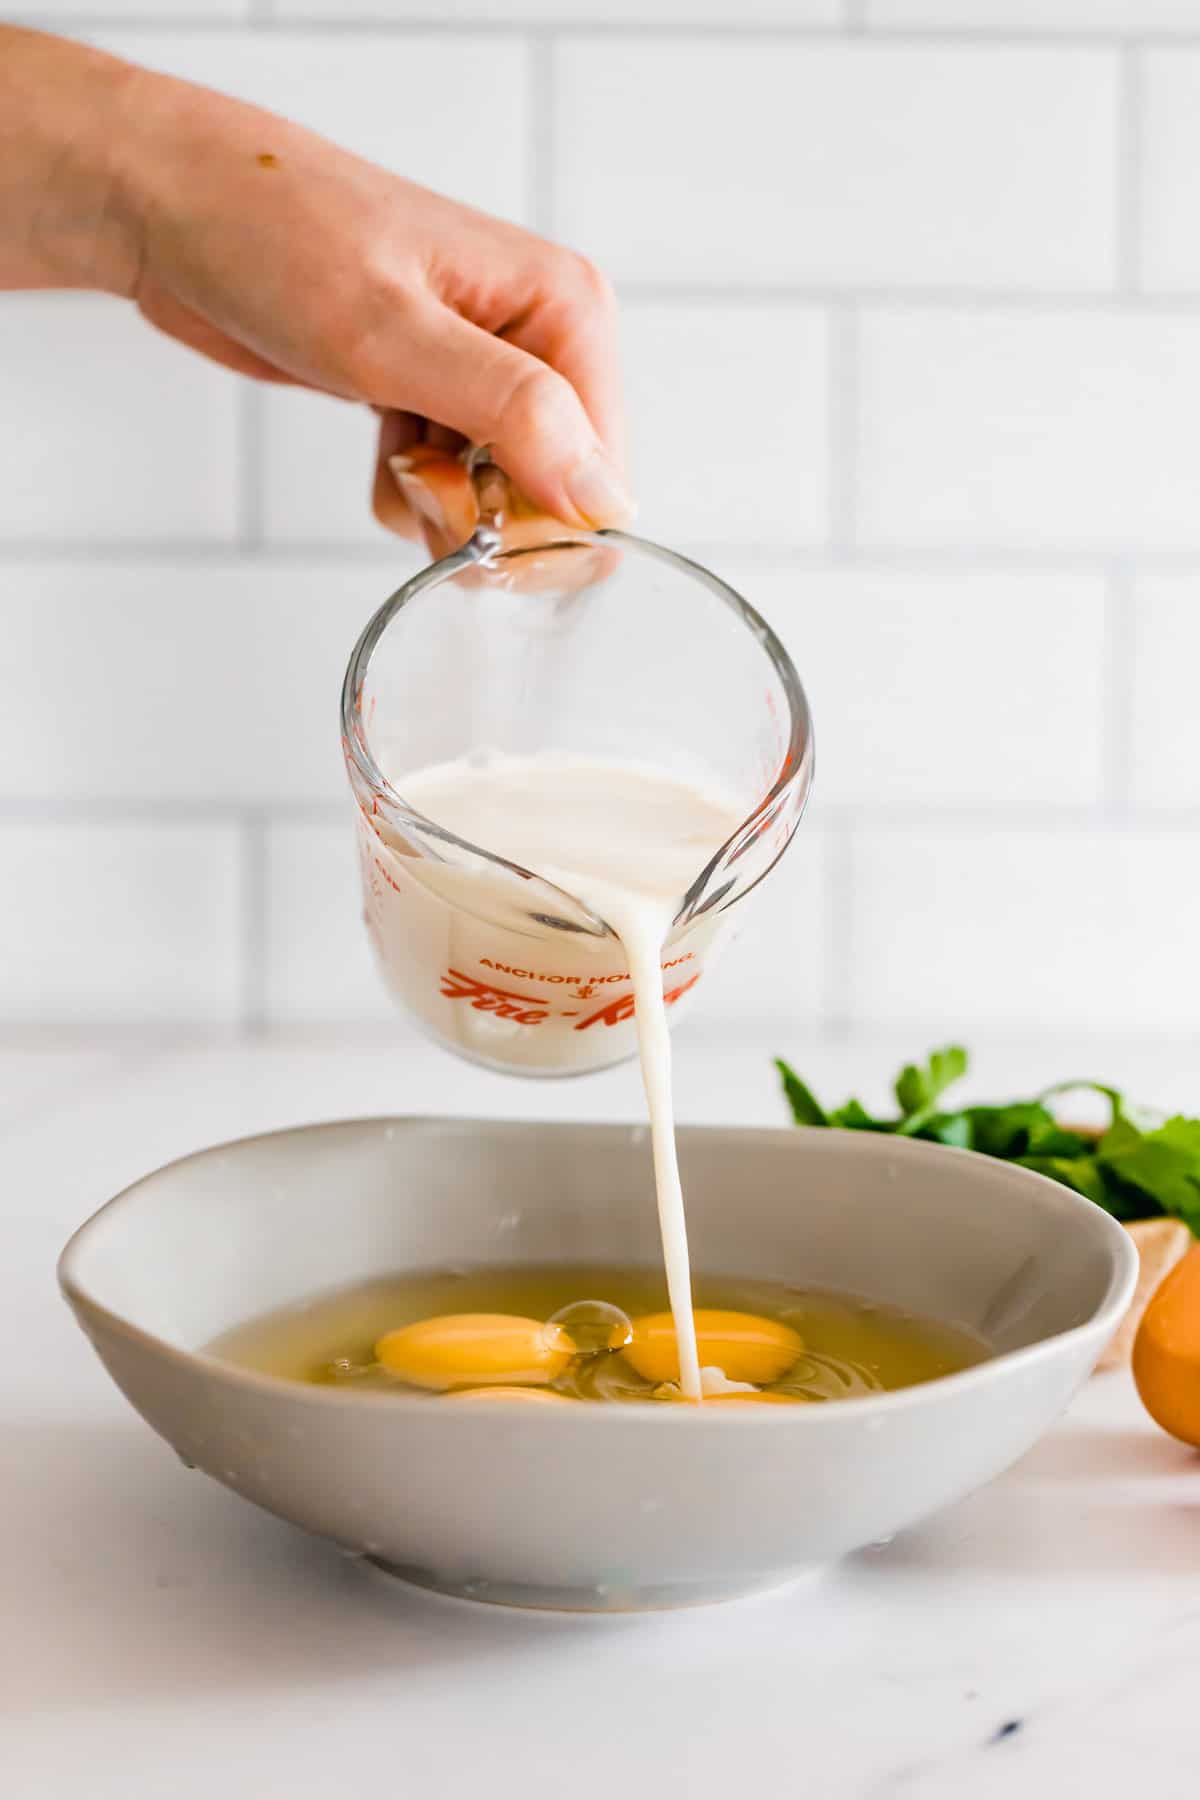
left=625, top=1310, right=804, bottom=1386
left=442, top=1385, right=573, bottom=1405
left=704, top=1390, right=809, bottom=1405
left=374, top=1313, right=573, bottom=1392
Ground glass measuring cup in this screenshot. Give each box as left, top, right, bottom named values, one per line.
left=341, top=474, right=814, bottom=1076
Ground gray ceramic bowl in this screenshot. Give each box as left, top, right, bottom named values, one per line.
left=59, top=1118, right=1137, bottom=1611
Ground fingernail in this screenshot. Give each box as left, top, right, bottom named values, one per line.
left=564, top=449, right=636, bottom=529
left=387, top=453, right=413, bottom=474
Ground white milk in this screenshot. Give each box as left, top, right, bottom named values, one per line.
left=357, top=755, right=742, bottom=1078
left=360, top=752, right=745, bottom=1401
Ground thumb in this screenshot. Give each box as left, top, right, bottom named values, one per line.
left=373, top=303, right=635, bottom=530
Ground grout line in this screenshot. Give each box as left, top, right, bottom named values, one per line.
left=0, top=1022, right=248, bottom=1049
left=8, top=1018, right=1199, bottom=1053
left=19, top=286, right=1200, bottom=326
left=0, top=799, right=347, bottom=824
left=0, top=539, right=418, bottom=564
left=236, top=383, right=265, bottom=550
left=3, top=539, right=1200, bottom=575
left=238, top=812, right=269, bottom=1036
left=643, top=542, right=1200, bottom=575
left=820, top=824, right=855, bottom=1041
left=1116, top=47, right=1144, bottom=296
left=17, top=17, right=1200, bottom=46
left=1102, top=561, right=1137, bottom=821
left=5, top=535, right=1200, bottom=576
left=528, top=31, right=555, bottom=237
left=615, top=282, right=1194, bottom=310
left=827, top=303, right=859, bottom=560
left=4, top=797, right=1196, bottom=834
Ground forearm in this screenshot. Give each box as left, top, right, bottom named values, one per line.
left=0, top=26, right=144, bottom=293
left=0, top=25, right=630, bottom=527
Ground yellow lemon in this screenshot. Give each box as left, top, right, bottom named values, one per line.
left=375, top=1314, right=573, bottom=1392
left=625, top=1311, right=804, bottom=1386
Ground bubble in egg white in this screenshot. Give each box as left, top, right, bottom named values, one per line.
left=549, top=1299, right=634, bottom=1356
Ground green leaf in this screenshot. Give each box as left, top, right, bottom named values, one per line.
left=894, top=1045, right=968, bottom=1119
left=828, top=1097, right=892, bottom=1132
left=1097, top=1115, right=1200, bottom=1232
left=915, top=1111, right=973, bottom=1149
left=1023, top=1120, right=1093, bottom=1160
left=1098, top=1111, right=1142, bottom=1158
left=1092, top=1165, right=1161, bottom=1224
left=1018, top=1154, right=1110, bottom=1208
left=775, top=1059, right=828, bottom=1128
left=771, top=1049, right=1200, bottom=1239
left=961, top=1102, right=1045, bottom=1158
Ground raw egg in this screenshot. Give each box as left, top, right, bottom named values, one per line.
left=1132, top=1244, right=1200, bottom=1448
left=374, top=1313, right=573, bottom=1392
left=625, top=1310, right=804, bottom=1386
left=442, top=1385, right=573, bottom=1405
left=704, top=1391, right=809, bottom=1406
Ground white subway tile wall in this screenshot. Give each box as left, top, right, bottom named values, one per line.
left=274, top=2, right=843, bottom=18
left=0, top=294, right=240, bottom=544
left=552, top=41, right=1118, bottom=289
left=0, top=823, right=243, bottom=1026
left=3, top=10, right=1198, bottom=1043
left=857, top=309, right=1200, bottom=551
left=867, top=2, right=1200, bottom=31
left=260, top=391, right=394, bottom=547
left=846, top=829, right=1200, bottom=1034
left=720, top=566, right=1108, bottom=809
left=623, top=304, right=830, bottom=548
left=262, top=821, right=398, bottom=1027
left=21, top=2, right=246, bottom=16
left=1129, top=574, right=1200, bottom=812
left=1141, top=51, right=1200, bottom=293
left=0, top=561, right=379, bottom=804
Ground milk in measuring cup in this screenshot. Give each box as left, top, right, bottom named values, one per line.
left=357, top=750, right=746, bottom=1401
left=358, top=752, right=742, bottom=1078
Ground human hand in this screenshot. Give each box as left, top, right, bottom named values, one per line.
left=0, top=29, right=632, bottom=541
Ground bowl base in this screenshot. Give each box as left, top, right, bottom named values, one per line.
left=362, top=1555, right=814, bottom=1613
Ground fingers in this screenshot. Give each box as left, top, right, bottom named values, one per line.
left=370, top=414, right=480, bottom=553
left=370, top=410, right=424, bottom=539
left=360, top=302, right=634, bottom=532
left=507, top=256, right=626, bottom=469
left=388, top=442, right=480, bottom=558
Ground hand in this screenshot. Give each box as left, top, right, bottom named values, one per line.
left=0, top=28, right=633, bottom=541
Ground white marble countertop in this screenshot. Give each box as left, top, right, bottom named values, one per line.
left=5, top=1030, right=1200, bottom=1799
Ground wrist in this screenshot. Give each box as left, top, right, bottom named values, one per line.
left=0, top=31, right=148, bottom=295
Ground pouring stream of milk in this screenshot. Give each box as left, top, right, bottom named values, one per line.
left=394, top=753, right=744, bottom=1402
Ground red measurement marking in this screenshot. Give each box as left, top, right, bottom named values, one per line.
left=479, top=953, right=693, bottom=985
left=372, top=854, right=404, bottom=895
left=440, top=969, right=549, bottom=1026
left=575, top=972, right=700, bottom=1031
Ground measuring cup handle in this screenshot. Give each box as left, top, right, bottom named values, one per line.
left=462, top=446, right=594, bottom=560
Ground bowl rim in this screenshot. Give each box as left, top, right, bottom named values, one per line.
left=58, top=1115, right=1140, bottom=1428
